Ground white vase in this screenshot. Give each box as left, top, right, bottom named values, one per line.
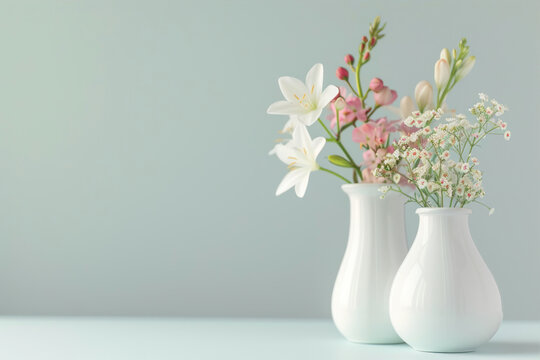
left=389, top=208, right=503, bottom=352
left=332, top=183, right=408, bottom=343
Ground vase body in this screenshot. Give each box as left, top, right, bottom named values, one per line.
left=331, top=184, right=408, bottom=343
left=389, top=208, right=502, bottom=352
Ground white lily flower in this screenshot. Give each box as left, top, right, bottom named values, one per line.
left=279, top=116, right=302, bottom=134
left=267, top=63, right=339, bottom=126
left=274, top=125, right=325, bottom=198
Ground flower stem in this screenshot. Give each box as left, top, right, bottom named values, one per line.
left=319, top=166, right=351, bottom=184
left=345, top=79, right=359, bottom=97
left=335, top=107, right=341, bottom=139
left=317, top=118, right=363, bottom=181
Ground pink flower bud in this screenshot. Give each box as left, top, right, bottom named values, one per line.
left=360, top=43, right=366, bottom=53
left=336, top=67, right=349, bottom=80
left=363, top=52, right=370, bottom=61
left=370, top=37, right=377, bottom=47
left=374, top=86, right=398, bottom=106
left=344, top=54, right=354, bottom=65
left=369, top=78, right=385, bottom=92
left=362, top=36, right=368, bottom=43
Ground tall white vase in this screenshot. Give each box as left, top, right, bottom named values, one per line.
left=332, top=183, right=408, bottom=343
left=389, top=208, right=502, bottom=352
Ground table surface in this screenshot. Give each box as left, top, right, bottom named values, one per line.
left=0, top=318, right=538, bottom=359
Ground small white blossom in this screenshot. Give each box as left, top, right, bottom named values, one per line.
left=442, top=150, right=450, bottom=159
left=426, top=182, right=439, bottom=193
left=393, top=173, right=401, bottom=184
left=504, top=131, right=511, bottom=141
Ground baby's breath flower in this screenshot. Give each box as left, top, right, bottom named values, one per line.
left=393, top=173, right=401, bottom=184
left=442, top=150, right=450, bottom=159
left=426, top=182, right=438, bottom=193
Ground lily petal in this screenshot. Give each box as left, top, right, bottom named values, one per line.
left=318, top=85, right=339, bottom=108
left=305, top=63, right=323, bottom=98
left=292, top=124, right=312, bottom=151
left=311, top=137, right=326, bottom=158
left=280, top=116, right=301, bottom=133
left=267, top=101, right=303, bottom=115
left=276, top=169, right=307, bottom=196
left=299, top=108, right=322, bottom=126
left=278, top=76, right=309, bottom=103
left=294, top=171, right=311, bottom=198
left=274, top=143, right=293, bottom=164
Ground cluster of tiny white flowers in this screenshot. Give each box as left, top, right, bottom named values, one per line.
left=376, top=94, right=510, bottom=209
left=403, top=108, right=444, bottom=129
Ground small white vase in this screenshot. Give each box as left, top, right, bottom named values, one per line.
left=389, top=208, right=503, bottom=352
left=332, top=183, right=408, bottom=343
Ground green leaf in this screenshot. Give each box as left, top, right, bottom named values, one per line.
left=328, top=155, right=353, bottom=168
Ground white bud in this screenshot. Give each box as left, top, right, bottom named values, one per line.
left=434, top=59, right=450, bottom=89
left=399, top=96, right=414, bottom=119
left=334, top=97, right=346, bottom=111
left=456, top=56, right=476, bottom=81
left=414, top=80, right=433, bottom=113
left=440, top=48, right=451, bottom=63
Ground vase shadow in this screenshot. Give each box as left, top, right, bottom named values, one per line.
left=475, top=341, right=540, bottom=355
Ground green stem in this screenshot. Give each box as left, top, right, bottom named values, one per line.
left=366, top=104, right=381, bottom=119
left=317, top=118, right=363, bottom=181
left=345, top=79, right=359, bottom=97
left=335, top=106, right=341, bottom=140
left=355, top=62, right=364, bottom=106
left=319, top=167, right=351, bottom=184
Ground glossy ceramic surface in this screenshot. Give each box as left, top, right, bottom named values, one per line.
left=332, top=184, right=408, bottom=343
left=389, top=208, right=503, bottom=352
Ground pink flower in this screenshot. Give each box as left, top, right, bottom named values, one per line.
left=327, top=87, right=368, bottom=129
left=362, top=168, right=387, bottom=183
left=361, top=148, right=392, bottom=184
left=374, top=86, right=397, bottom=106
left=344, top=54, right=354, bottom=65
left=369, top=78, right=385, bottom=92
left=352, top=117, right=399, bottom=149
left=363, top=148, right=388, bottom=168
left=336, top=67, right=349, bottom=80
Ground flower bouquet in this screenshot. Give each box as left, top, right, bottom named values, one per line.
left=266, top=16, right=509, bottom=351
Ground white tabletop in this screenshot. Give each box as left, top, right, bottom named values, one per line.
left=0, top=318, right=537, bottom=359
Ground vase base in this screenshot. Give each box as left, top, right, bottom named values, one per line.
left=345, top=337, right=404, bottom=345
left=412, top=347, right=475, bottom=353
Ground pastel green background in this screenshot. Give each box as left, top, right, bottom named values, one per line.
left=0, top=0, right=538, bottom=319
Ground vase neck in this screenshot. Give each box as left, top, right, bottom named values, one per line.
left=343, top=185, right=406, bottom=247
left=416, top=208, right=472, bottom=247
